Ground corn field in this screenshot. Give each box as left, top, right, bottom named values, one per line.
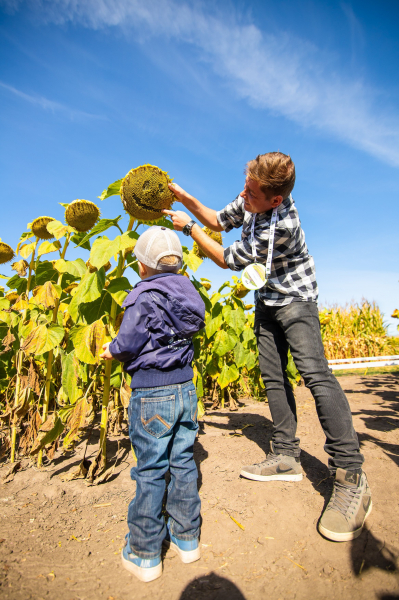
left=319, top=303, right=398, bottom=360
left=0, top=167, right=397, bottom=481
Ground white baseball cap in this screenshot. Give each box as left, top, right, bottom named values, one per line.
left=134, top=225, right=183, bottom=271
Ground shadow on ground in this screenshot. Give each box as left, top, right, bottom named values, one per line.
left=203, top=409, right=332, bottom=498
left=349, top=375, right=399, bottom=469
left=179, top=572, right=246, bottom=599
left=350, top=524, right=398, bottom=577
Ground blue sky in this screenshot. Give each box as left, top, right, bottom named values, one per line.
left=0, top=0, right=398, bottom=333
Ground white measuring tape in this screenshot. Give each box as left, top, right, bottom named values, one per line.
left=242, top=207, right=278, bottom=290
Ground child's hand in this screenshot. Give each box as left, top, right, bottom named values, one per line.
left=100, top=342, right=113, bottom=360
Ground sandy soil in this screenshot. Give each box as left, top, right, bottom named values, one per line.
left=0, top=373, right=398, bottom=600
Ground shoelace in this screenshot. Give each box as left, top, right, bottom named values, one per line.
left=255, top=453, right=281, bottom=468
left=328, top=480, right=361, bottom=517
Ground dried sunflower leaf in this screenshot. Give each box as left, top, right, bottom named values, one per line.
left=11, top=259, right=29, bottom=277
left=33, top=281, right=61, bottom=309
left=69, top=320, right=106, bottom=365
left=22, top=323, right=64, bottom=355
left=29, top=416, right=64, bottom=455
left=59, top=458, right=91, bottom=482
left=62, top=396, right=94, bottom=451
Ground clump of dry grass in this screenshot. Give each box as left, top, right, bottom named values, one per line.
left=319, top=301, right=398, bottom=360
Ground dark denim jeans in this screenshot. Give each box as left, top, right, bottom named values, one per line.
left=127, top=380, right=200, bottom=559
left=254, top=301, right=364, bottom=473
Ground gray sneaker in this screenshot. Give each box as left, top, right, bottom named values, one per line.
left=318, top=468, right=372, bottom=542
left=240, top=453, right=303, bottom=482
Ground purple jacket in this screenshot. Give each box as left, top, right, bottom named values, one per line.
left=109, top=273, right=205, bottom=388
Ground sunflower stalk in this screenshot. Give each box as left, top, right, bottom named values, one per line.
left=26, top=238, right=39, bottom=302
left=10, top=237, right=39, bottom=463
left=98, top=217, right=135, bottom=468
left=37, top=233, right=71, bottom=467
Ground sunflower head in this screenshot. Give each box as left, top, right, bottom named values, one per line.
left=0, top=242, right=15, bottom=265
left=120, top=164, right=174, bottom=221
left=5, top=291, right=19, bottom=303
left=65, top=199, right=100, bottom=233
left=31, top=217, right=55, bottom=240
left=233, top=282, right=250, bottom=299
left=192, top=227, right=223, bottom=259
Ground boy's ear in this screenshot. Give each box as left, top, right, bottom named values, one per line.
left=138, top=261, right=147, bottom=277
left=271, top=195, right=283, bottom=208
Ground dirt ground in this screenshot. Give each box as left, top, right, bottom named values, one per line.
left=0, top=373, right=398, bottom=600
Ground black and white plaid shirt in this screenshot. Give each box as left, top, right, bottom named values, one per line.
left=217, top=194, right=318, bottom=307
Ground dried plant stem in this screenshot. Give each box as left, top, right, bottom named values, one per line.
left=10, top=238, right=39, bottom=463
left=99, top=217, right=135, bottom=468
left=37, top=234, right=71, bottom=467
left=10, top=351, right=23, bottom=463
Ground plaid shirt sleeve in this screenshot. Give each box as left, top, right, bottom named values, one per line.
left=216, top=195, right=245, bottom=232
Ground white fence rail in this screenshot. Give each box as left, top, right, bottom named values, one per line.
left=328, top=355, right=399, bottom=370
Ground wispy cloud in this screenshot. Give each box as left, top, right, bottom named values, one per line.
left=0, top=80, right=106, bottom=120
left=2, top=0, right=399, bottom=166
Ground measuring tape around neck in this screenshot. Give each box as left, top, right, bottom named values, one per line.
left=242, top=207, right=278, bottom=291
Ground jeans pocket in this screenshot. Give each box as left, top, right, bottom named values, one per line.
left=189, top=389, right=198, bottom=423
left=141, top=394, right=175, bottom=438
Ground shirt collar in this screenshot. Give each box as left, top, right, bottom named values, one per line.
left=254, top=194, right=293, bottom=219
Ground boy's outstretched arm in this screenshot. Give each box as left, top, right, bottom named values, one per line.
left=168, top=183, right=223, bottom=232
left=163, top=209, right=229, bottom=270
left=99, top=298, right=149, bottom=362
left=100, top=342, right=113, bottom=360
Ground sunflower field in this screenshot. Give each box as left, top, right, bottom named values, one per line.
left=0, top=165, right=396, bottom=482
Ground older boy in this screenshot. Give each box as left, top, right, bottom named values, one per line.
left=163, top=152, right=371, bottom=543
left=101, top=226, right=205, bottom=581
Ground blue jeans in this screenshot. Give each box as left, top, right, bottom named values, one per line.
left=127, top=380, right=201, bottom=559
left=255, top=301, right=364, bottom=473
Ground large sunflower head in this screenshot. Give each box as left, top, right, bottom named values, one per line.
left=120, top=164, right=174, bottom=221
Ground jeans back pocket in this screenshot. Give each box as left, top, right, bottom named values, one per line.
left=141, top=394, right=175, bottom=438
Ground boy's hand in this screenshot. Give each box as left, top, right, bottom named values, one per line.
left=162, top=209, right=192, bottom=231
left=100, top=342, right=113, bottom=360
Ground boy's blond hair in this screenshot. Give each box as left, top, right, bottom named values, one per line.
left=246, top=152, right=295, bottom=199
left=145, top=254, right=181, bottom=276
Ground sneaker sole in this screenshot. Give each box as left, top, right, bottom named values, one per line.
left=121, top=551, right=162, bottom=582
left=240, top=470, right=303, bottom=482
left=164, top=539, right=201, bottom=564
left=318, top=500, right=373, bottom=542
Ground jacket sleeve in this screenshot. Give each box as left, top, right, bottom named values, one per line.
left=108, top=295, right=149, bottom=363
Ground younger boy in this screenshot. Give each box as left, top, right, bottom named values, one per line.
left=100, top=226, right=205, bottom=582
